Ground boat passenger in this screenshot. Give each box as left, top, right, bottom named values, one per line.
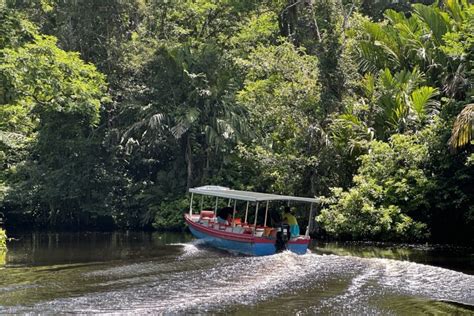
left=269, top=209, right=282, bottom=226
left=216, top=215, right=228, bottom=225
left=216, top=207, right=233, bottom=225
left=283, top=206, right=299, bottom=238
left=226, top=212, right=233, bottom=224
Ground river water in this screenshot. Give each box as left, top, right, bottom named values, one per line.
left=0, top=232, right=473, bottom=314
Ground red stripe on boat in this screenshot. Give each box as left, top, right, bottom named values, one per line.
left=184, top=214, right=309, bottom=245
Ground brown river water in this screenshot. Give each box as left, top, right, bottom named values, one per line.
left=0, top=232, right=473, bottom=314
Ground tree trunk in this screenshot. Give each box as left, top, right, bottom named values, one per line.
left=202, top=148, right=210, bottom=181
left=185, top=133, right=193, bottom=189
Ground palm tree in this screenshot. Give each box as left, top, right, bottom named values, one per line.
left=449, top=103, right=474, bottom=152
left=356, top=1, right=472, bottom=101
left=120, top=44, right=250, bottom=189
left=372, top=68, right=438, bottom=138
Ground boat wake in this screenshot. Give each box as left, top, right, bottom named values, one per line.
left=169, top=241, right=203, bottom=259
left=2, top=251, right=473, bottom=314
left=169, top=240, right=228, bottom=260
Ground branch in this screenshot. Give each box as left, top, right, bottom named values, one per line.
left=281, top=0, right=302, bottom=13
left=339, top=2, right=356, bottom=51
left=309, top=2, right=322, bottom=43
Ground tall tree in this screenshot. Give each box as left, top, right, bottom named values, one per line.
left=1, top=8, right=110, bottom=228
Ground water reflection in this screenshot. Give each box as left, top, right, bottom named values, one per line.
left=5, top=231, right=193, bottom=266
left=313, top=241, right=474, bottom=274
left=0, top=232, right=472, bottom=314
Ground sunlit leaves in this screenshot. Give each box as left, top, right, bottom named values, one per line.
left=0, top=228, right=6, bottom=253
left=0, top=8, right=112, bottom=228
left=1, top=35, right=108, bottom=126
left=2, top=0, right=471, bottom=236
left=237, top=40, right=320, bottom=133
left=355, top=0, right=472, bottom=102
left=413, top=3, right=450, bottom=45
left=229, top=11, right=279, bottom=51
left=0, top=9, right=37, bottom=49
left=409, top=86, right=439, bottom=120
left=318, top=134, right=433, bottom=241
left=337, top=67, right=438, bottom=141
left=235, top=40, right=320, bottom=193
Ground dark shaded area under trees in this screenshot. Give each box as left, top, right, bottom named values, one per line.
left=0, top=0, right=472, bottom=244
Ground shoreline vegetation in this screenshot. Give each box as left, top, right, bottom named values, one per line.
left=0, top=228, right=5, bottom=250
left=0, top=228, right=6, bottom=265
left=0, top=1, right=473, bottom=245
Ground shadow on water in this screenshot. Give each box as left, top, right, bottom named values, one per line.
left=0, top=232, right=473, bottom=314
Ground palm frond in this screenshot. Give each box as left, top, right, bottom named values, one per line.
left=204, top=125, right=220, bottom=148
left=121, top=120, right=146, bottom=144
left=170, top=107, right=200, bottom=139
left=413, top=4, right=450, bottom=44
left=148, top=113, right=165, bottom=130
left=444, top=0, right=465, bottom=23
left=449, top=103, right=474, bottom=152
left=409, top=86, right=439, bottom=120
left=0, top=130, right=27, bottom=148
left=384, top=9, right=406, bottom=25
left=357, top=21, right=401, bottom=73
left=362, top=73, right=375, bottom=99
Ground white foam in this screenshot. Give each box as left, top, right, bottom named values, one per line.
left=3, top=252, right=473, bottom=314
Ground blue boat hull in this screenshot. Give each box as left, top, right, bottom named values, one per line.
left=188, top=225, right=277, bottom=256
left=185, top=214, right=310, bottom=256
left=287, top=243, right=308, bottom=255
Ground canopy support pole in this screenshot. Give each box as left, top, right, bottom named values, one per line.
left=244, top=202, right=249, bottom=224
left=264, top=201, right=269, bottom=227
left=232, top=200, right=237, bottom=225
left=253, top=202, right=259, bottom=228
left=200, top=195, right=204, bottom=211
left=189, top=193, right=194, bottom=216
left=228, top=198, right=231, bottom=206
left=305, top=203, right=314, bottom=238
left=214, top=197, right=218, bottom=213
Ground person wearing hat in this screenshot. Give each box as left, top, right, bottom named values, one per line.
left=282, top=206, right=299, bottom=238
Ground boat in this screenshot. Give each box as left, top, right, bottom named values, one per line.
left=184, top=186, right=319, bottom=256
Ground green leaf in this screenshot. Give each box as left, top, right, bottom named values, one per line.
left=410, top=86, right=439, bottom=120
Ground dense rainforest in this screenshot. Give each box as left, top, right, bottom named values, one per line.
left=0, top=0, right=472, bottom=244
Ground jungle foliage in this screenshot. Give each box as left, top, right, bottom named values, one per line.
left=0, top=0, right=472, bottom=243
left=0, top=228, right=5, bottom=251
left=0, top=225, right=4, bottom=264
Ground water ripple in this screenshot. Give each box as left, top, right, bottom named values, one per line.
left=1, top=245, right=473, bottom=314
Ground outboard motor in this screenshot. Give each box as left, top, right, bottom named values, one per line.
left=275, top=223, right=290, bottom=253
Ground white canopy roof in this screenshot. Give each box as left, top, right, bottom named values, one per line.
left=189, top=185, right=319, bottom=203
